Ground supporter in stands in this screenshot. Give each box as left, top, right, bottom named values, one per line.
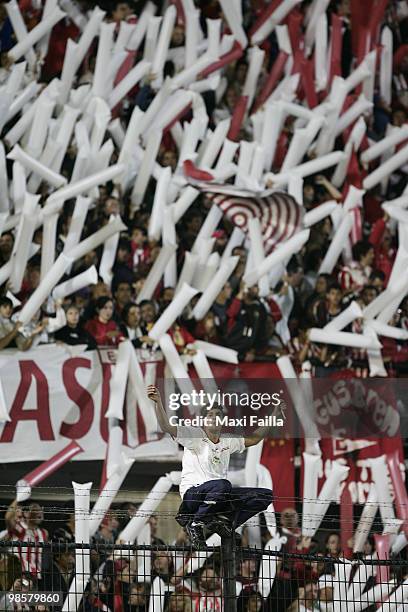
left=85, top=577, right=114, bottom=612
left=322, top=534, right=341, bottom=575
left=303, top=274, right=331, bottom=326
left=256, top=313, right=289, bottom=362
left=120, top=303, right=153, bottom=348
left=369, top=270, right=386, bottom=292
left=289, top=581, right=319, bottom=612
left=112, top=239, right=134, bottom=288
left=139, top=300, right=157, bottom=335
left=40, top=530, right=74, bottom=598
left=5, top=501, right=48, bottom=581
left=303, top=252, right=325, bottom=297
left=338, top=241, right=375, bottom=294
left=123, top=581, right=149, bottom=612
left=166, top=592, right=189, bottom=612
left=84, top=297, right=124, bottom=346
left=229, top=247, right=248, bottom=293
left=168, top=322, right=197, bottom=356
left=0, top=548, right=21, bottom=592
left=237, top=555, right=260, bottom=611
left=0, top=232, right=14, bottom=265
left=108, top=1, right=135, bottom=24
left=148, top=514, right=165, bottom=547
left=152, top=551, right=173, bottom=583
left=113, top=282, right=133, bottom=319
left=317, top=575, right=334, bottom=612
left=369, top=214, right=396, bottom=285
left=55, top=305, right=97, bottom=350
left=0, top=0, right=408, bottom=599
left=159, top=288, right=176, bottom=312
left=246, top=592, right=264, bottom=612
left=0, top=576, right=35, bottom=611
left=119, top=502, right=139, bottom=530
left=211, top=281, right=232, bottom=329
left=226, top=283, right=268, bottom=360
left=194, top=311, right=221, bottom=344
left=92, top=514, right=120, bottom=547
left=269, top=508, right=301, bottom=612
left=130, top=226, right=150, bottom=269
left=359, top=285, right=379, bottom=307
left=192, top=566, right=222, bottom=612
left=0, top=297, right=37, bottom=351
left=313, top=282, right=343, bottom=327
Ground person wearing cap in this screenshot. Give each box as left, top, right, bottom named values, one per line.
left=147, top=385, right=274, bottom=548
left=212, top=229, right=228, bottom=254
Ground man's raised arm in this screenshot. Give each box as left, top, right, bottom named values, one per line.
left=244, top=400, right=283, bottom=447
left=244, top=425, right=272, bottom=447
left=147, top=385, right=177, bottom=437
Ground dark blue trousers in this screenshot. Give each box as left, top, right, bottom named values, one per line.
left=181, top=479, right=273, bottom=526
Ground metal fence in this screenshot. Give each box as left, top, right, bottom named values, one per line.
left=0, top=539, right=408, bottom=612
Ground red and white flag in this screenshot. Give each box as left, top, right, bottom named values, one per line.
left=204, top=186, right=303, bottom=254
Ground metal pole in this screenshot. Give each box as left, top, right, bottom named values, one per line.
left=221, top=533, right=237, bottom=612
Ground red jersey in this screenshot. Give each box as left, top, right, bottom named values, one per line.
left=369, top=218, right=396, bottom=285
left=84, top=319, right=124, bottom=346
left=9, top=520, right=47, bottom=579
left=168, top=325, right=195, bottom=353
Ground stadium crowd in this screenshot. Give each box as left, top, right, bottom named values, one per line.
left=0, top=0, right=407, bottom=379
left=1, top=498, right=405, bottom=612
left=0, top=0, right=408, bottom=610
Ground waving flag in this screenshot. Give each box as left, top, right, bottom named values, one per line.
left=203, top=186, right=303, bottom=253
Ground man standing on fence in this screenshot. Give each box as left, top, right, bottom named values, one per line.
left=147, top=385, right=273, bottom=547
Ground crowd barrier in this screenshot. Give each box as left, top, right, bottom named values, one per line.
left=1, top=539, right=407, bottom=612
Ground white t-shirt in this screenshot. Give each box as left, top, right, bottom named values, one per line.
left=176, top=426, right=245, bottom=498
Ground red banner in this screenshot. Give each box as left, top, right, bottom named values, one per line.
left=209, top=361, right=295, bottom=512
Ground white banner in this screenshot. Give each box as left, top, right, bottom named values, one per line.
left=0, top=345, right=177, bottom=462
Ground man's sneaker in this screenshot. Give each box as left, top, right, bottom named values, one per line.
left=185, top=521, right=206, bottom=548
left=175, top=512, right=190, bottom=527
left=206, top=514, right=233, bottom=538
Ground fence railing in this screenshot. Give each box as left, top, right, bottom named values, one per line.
left=0, top=539, right=408, bottom=612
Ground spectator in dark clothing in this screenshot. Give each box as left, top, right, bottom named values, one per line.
left=112, top=239, right=134, bottom=288
left=0, top=231, right=14, bottom=265
left=0, top=5, right=14, bottom=53
left=120, top=303, right=155, bottom=349
left=55, top=305, right=97, bottom=350
left=114, top=281, right=133, bottom=319
left=312, top=283, right=348, bottom=374
left=211, top=281, right=232, bottom=328
left=84, top=577, right=115, bottom=612
left=226, top=284, right=268, bottom=360
left=81, top=280, right=112, bottom=323
left=195, top=311, right=221, bottom=344
left=159, top=287, right=175, bottom=312
left=369, top=269, right=386, bottom=293
left=134, top=84, right=155, bottom=112
left=229, top=247, right=248, bottom=292
left=314, top=283, right=343, bottom=327
left=122, top=582, right=149, bottom=612
left=139, top=300, right=157, bottom=335
left=40, top=533, right=75, bottom=604
left=303, top=274, right=331, bottom=326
